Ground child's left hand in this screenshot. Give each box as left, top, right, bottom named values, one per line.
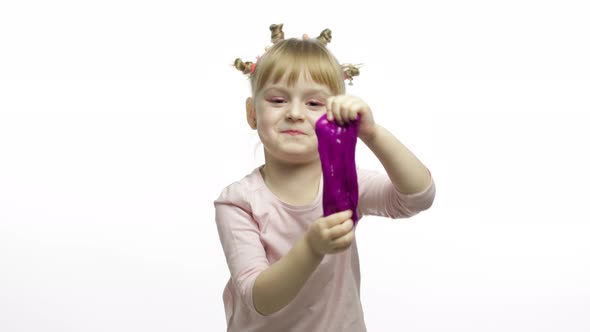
left=326, top=95, right=377, bottom=142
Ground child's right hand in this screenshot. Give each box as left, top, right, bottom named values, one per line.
left=305, top=210, right=355, bottom=256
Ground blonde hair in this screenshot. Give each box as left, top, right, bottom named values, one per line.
left=269, top=24, right=285, bottom=44
left=250, top=38, right=346, bottom=96
left=234, top=24, right=360, bottom=96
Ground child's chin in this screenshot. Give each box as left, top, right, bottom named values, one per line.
left=281, top=150, right=317, bottom=160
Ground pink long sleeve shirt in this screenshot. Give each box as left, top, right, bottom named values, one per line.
left=214, top=165, right=435, bottom=332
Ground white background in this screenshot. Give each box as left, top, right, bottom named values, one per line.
left=1, top=0, right=589, bottom=331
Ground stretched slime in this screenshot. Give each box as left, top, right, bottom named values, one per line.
left=315, top=113, right=360, bottom=225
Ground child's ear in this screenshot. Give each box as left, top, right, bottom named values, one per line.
left=246, top=97, right=257, bottom=129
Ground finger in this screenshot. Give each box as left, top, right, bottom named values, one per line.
left=344, top=108, right=355, bottom=124
left=325, top=97, right=334, bottom=121
left=331, top=98, right=343, bottom=125
left=331, top=231, right=355, bottom=250
left=328, top=219, right=353, bottom=240
left=323, top=209, right=353, bottom=228
left=344, top=101, right=362, bottom=119
left=350, top=102, right=364, bottom=119
left=341, top=100, right=356, bottom=124
left=336, top=96, right=350, bottom=126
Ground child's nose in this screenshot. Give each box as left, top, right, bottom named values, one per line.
left=286, top=103, right=305, bottom=121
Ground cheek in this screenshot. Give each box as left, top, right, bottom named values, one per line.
left=307, top=112, right=326, bottom=129
left=257, top=115, right=278, bottom=131
left=256, top=116, right=279, bottom=138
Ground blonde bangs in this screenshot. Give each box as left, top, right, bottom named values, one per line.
left=252, top=39, right=345, bottom=95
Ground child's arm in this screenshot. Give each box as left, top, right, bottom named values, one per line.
left=326, top=96, right=432, bottom=195
left=252, top=235, right=322, bottom=316
left=253, top=210, right=354, bottom=316
left=361, top=124, right=431, bottom=194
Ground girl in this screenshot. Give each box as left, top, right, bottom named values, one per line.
left=214, top=24, right=435, bottom=332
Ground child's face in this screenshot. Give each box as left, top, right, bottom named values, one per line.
left=249, top=73, right=333, bottom=164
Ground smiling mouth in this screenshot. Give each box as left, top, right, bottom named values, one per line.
left=282, top=130, right=305, bottom=135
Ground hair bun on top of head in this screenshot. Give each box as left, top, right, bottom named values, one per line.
left=233, top=24, right=361, bottom=86
left=269, top=24, right=285, bottom=44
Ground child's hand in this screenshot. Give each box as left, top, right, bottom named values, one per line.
left=326, top=95, right=377, bottom=141
left=305, top=210, right=355, bottom=256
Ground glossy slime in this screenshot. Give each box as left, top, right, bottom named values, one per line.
left=315, top=113, right=360, bottom=225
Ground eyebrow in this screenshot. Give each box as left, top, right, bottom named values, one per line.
left=263, top=86, right=331, bottom=97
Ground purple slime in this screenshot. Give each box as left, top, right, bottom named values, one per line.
left=315, top=113, right=360, bottom=225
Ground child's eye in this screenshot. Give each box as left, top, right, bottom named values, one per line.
left=307, top=100, right=325, bottom=107
left=270, top=98, right=286, bottom=104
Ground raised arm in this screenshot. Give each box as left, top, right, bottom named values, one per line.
left=361, top=124, right=432, bottom=194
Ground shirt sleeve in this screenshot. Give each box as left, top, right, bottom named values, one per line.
left=214, top=183, right=269, bottom=314
left=357, top=168, right=436, bottom=219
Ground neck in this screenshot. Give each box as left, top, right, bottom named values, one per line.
left=260, top=152, right=322, bottom=198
